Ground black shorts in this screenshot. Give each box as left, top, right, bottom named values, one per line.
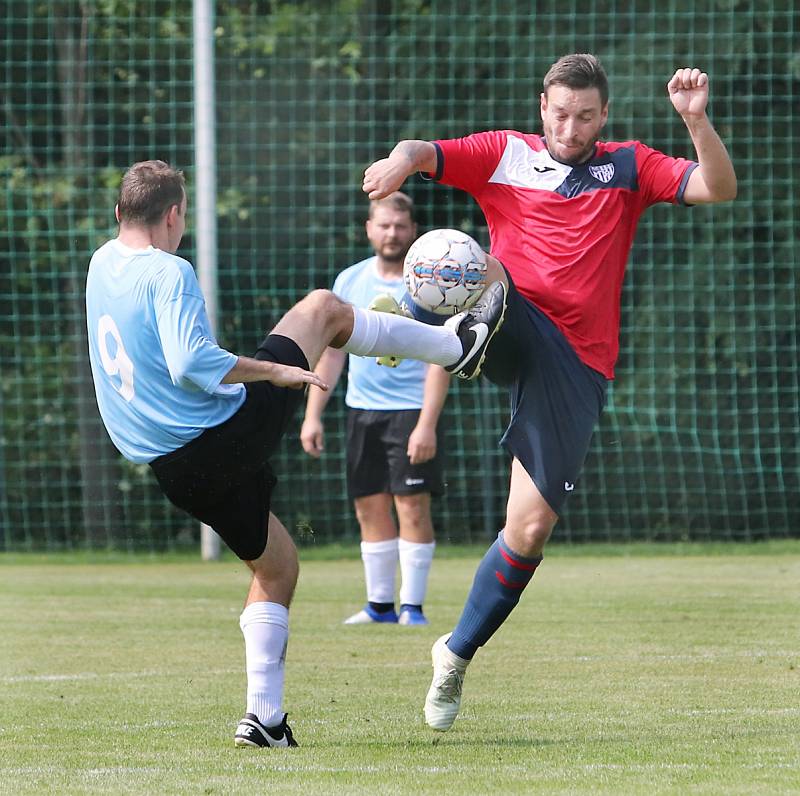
left=346, top=408, right=445, bottom=499
left=482, top=277, right=608, bottom=515
left=149, top=334, right=308, bottom=561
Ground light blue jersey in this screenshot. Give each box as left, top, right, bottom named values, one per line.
left=86, top=239, right=245, bottom=463
left=333, top=256, right=427, bottom=410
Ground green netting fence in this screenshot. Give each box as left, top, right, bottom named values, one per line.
left=1, top=1, right=797, bottom=551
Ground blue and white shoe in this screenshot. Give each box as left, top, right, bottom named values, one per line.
left=398, top=605, right=429, bottom=626
left=343, top=604, right=399, bottom=624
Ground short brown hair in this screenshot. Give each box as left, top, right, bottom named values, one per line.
left=368, top=191, right=415, bottom=222
left=543, top=53, right=609, bottom=107
left=117, top=160, right=186, bottom=226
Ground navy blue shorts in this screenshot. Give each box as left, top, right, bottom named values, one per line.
left=481, top=277, right=608, bottom=514
left=346, top=408, right=445, bottom=499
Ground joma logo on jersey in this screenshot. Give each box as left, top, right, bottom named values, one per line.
left=589, top=163, right=615, bottom=183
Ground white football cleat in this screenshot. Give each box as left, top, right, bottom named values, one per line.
left=424, top=633, right=469, bottom=731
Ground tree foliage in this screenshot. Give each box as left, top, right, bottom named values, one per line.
left=1, top=1, right=796, bottom=548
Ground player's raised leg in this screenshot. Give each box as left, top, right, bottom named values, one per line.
left=424, top=459, right=554, bottom=731
left=235, top=512, right=299, bottom=748
left=268, top=286, right=506, bottom=380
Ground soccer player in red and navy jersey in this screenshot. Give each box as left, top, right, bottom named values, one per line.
left=363, top=54, right=737, bottom=731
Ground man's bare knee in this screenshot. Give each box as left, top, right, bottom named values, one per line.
left=270, top=289, right=353, bottom=367
left=298, top=289, right=347, bottom=323
left=300, top=288, right=335, bottom=309
left=485, top=254, right=509, bottom=286
left=504, top=518, right=554, bottom=557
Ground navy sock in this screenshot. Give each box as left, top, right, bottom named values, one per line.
left=368, top=601, right=395, bottom=614
left=447, top=531, right=542, bottom=660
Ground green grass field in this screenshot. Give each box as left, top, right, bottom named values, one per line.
left=2, top=543, right=799, bottom=795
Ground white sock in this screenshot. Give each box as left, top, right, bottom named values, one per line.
left=239, top=601, right=289, bottom=727
left=343, top=307, right=461, bottom=366
left=361, top=538, right=399, bottom=604
left=399, top=539, right=436, bottom=606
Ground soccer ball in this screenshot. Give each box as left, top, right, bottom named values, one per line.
left=403, top=229, right=488, bottom=316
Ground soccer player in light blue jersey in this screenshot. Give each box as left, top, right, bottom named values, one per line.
left=86, top=160, right=506, bottom=748
left=301, top=193, right=450, bottom=627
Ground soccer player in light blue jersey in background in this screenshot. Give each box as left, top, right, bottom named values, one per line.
left=301, top=193, right=450, bottom=627
left=85, top=160, right=506, bottom=748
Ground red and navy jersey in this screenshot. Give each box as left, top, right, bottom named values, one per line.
left=430, top=131, right=698, bottom=378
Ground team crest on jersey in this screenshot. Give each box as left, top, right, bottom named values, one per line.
left=589, top=163, right=615, bottom=183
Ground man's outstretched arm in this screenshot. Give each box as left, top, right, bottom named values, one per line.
left=222, top=356, right=328, bottom=390
left=668, top=67, right=737, bottom=204
left=363, top=140, right=438, bottom=199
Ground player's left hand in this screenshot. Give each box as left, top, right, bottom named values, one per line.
left=268, top=363, right=329, bottom=391
left=363, top=157, right=409, bottom=200
left=408, top=425, right=436, bottom=465
left=667, top=68, right=709, bottom=118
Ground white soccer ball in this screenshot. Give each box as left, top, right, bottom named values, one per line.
left=403, top=229, right=488, bottom=316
